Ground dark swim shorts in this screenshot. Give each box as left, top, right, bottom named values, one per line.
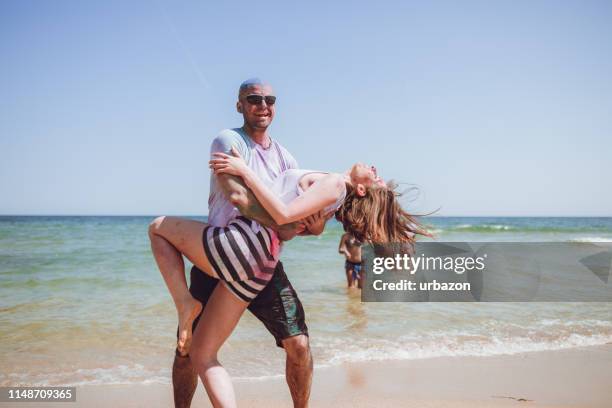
left=177, top=261, right=308, bottom=351
left=345, top=260, right=363, bottom=280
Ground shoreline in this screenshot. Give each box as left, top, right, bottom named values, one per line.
left=10, top=343, right=611, bottom=407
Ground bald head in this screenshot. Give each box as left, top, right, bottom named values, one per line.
left=238, top=77, right=273, bottom=98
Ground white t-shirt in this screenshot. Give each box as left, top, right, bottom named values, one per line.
left=207, top=128, right=298, bottom=227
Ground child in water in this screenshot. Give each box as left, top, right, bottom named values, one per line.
left=338, top=232, right=363, bottom=289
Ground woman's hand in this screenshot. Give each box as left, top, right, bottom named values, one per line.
left=209, top=146, right=250, bottom=177
left=298, top=210, right=330, bottom=236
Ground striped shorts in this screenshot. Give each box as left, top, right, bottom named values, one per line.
left=202, top=216, right=280, bottom=302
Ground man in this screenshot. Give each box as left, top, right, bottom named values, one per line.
left=172, top=78, right=320, bottom=408
left=338, top=232, right=363, bottom=289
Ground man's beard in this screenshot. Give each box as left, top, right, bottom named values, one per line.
left=249, top=120, right=270, bottom=130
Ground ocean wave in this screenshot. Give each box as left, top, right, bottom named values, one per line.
left=569, top=237, right=612, bottom=243
left=3, top=325, right=612, bottom=386
left=317, top=330, right=612, bottom=368
left=438, top=223, right=518, bottom=232
left=311, top=316, right=612, bottom=367
left=0, top=365, right=171, bottom=387
left=437, top=224, right=612, bottom=233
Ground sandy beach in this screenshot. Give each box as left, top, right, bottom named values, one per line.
left=12, top=343, right=609, bottom=408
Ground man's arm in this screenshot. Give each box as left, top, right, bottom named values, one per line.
left=210, top=131, right=300, bottom=240
left=216, top=173, right=301, bottom=241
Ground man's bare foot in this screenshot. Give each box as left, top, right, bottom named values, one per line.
left=177, top=296, right=202, bottom=356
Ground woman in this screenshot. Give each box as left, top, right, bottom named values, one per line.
left=149, top=147, right=428, bottom=407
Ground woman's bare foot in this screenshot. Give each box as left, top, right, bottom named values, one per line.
left=177, top=296, right=203, bottom=356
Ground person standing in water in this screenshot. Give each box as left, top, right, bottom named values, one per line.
left=152, top=78, right=315, bottom=408
left=338, top=232, right=363, bottom=289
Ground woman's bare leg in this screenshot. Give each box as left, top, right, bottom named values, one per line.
left=148, top=216, right=216, bottom=355
left=190, top=284, right=249, bottom=408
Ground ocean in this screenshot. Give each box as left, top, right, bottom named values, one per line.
left=1, top=216, right=611, bottom=386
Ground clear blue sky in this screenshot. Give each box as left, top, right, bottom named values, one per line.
left=1, top=0, right=610, bottom=216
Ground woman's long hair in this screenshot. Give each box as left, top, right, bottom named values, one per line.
left=335, top=181, right=431, bottom=246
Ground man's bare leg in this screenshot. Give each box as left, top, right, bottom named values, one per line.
left=173, top=353, right=198, bottom=408
left=282, top=335, right=313, bottom=408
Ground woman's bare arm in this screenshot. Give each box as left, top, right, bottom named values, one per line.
left=242, top=170, right=342, bottom=225
left=215, top=173, right=301, bottom=240
left=211, top=148, right=343, bottom=226
left=216, top=173, right=275, bottom=226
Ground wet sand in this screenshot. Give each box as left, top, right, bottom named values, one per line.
left=11, top=344, right=612, bottom=407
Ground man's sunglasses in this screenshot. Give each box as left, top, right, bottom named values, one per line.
left=245, top=94, right=276, bottom=106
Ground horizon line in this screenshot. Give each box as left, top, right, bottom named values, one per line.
left=1, top=214, right=611, bottom=218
